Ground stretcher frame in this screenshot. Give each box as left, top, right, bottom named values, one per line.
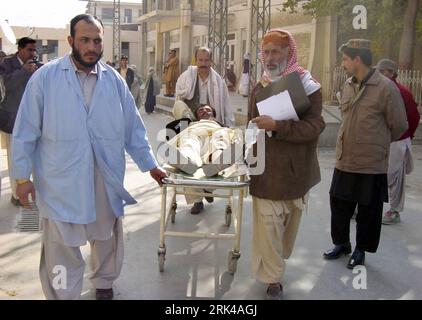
left=158, top=170, right=249, bottom=275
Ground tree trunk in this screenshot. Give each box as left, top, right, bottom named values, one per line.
left=398, top=0, right=419, bottom=69
left=383, top=0, right=396, bottom=58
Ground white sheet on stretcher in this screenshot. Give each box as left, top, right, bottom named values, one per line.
left=163, top=163, right=248, bottom=180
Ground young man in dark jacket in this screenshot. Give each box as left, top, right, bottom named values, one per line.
left=0, top=37, right=40, bottom=206
left=323, top=40, right=408, bottom=269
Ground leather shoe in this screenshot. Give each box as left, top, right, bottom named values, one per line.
left=323, top=242, right=352, bottom=260
left=347, top=248, right=365, bottom=269
left=266, top=283, right=283, bottom=300
left=190, top=201, right=204, bottom=214
left=96, top=288, right=113, bottom=300
left=11, top=196, right=22, bottom=207
left=204, top=190, right=214, bottom=203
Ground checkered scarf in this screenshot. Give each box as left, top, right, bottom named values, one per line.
left=260, top=29, right=307, bottom=83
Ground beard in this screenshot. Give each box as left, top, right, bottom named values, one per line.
left=265, top=59, right=287, bottom=79
left=72, top=44, right=103, bottom=68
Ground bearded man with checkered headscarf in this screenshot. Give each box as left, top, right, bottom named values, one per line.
left=248, top=29, right=325, bottom=299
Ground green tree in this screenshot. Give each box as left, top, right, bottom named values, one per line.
left=282, top=0, right=421, bottom=68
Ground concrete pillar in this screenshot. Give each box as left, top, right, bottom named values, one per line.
left=155, top=22, right=164, bottom=78
left=179, top=0, right=192, bottom=72
left=311, top=15, right=338, bottom=103
left=139, top=0, right=148, bottom=76
left=139, top=22, right=147, bottom=76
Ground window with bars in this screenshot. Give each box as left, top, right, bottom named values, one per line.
left=124, top=9, right=132, bottom=23
left=101, top=8, right=114, bottom=23
left=121, top=42, right=130, bottom=60
left=35, top=39, right=43, bottom=61
left=47, top=40, right=58, bottom=61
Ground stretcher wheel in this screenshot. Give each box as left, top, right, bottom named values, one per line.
left=158, top=247, right=166, bottom=272
left=170, top=203, right=177, bottom=223
left=228, top=250, right=240, bottom=275
left=225, top=206, right=232, bottom=227
left=158, top=253, right=166, bottom=272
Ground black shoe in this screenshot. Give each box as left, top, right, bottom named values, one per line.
left=11, top=196, right=22, bottom=207
left=96, top=288, right=113, bottom=300
left=204, top=190, right=214, bottom=203
left=266, top=283, right=283, bottom=300
left=347, top=248, right=365, bottom=269
left=190, top=201, right=204, bottom=215
left=323, top=242, right=352, bottom=260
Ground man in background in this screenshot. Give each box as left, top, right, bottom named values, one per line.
left=163, top=49, right=179, bottom=97
left=175, top=47, right=234, bottom=126
left=376, top=59, right=420, bottom=225
left=117, top=55, right=135, bottom=89
left=0, top=37, right=40, bottom=206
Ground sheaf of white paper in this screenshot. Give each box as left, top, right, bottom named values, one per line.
left=256, top=90, right=299, bottom=122
left=245, top=121, right=259, bottom=160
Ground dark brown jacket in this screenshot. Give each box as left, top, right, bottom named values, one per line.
left=248, top=82, right=325, bottom=200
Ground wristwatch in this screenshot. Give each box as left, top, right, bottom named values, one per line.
left=16, top=179, right=30, bottom=185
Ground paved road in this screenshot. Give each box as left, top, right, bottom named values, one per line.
left=1, top=110, right=421, bottom=300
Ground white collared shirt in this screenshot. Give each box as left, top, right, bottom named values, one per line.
left=198, top=75, right=209, bottom=105
left=69, top=57, right=98, bottom=109
left=17, top=56, right=24, bottom=66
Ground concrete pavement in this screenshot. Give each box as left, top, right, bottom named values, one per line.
left=1, top=109, right=422, bottom=300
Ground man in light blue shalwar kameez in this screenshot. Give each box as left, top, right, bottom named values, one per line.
left=11, top=14, right=167, bottom=300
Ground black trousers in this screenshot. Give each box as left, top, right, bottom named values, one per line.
left=330, top=195, right=384, bottom=253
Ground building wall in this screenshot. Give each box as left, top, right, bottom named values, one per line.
left=5, top=26, right=70, bottom=62
left=138, top=0, right=338, bottom=101
left=102, top=25, right=142, bottom=69
left=87, top=0, right=143, bottom=71
left=89, top=1, right=142, bottom=25
left=1, top=24, right=142, bottom=74
left=2, top=1, right=336, bottom=98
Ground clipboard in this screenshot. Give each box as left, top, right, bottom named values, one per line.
left=255, top=71, right=311, bottom=119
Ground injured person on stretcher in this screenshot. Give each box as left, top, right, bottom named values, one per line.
left=164, top=103, right=244, bottom=214
left=166, top=104, right=243, bottom=177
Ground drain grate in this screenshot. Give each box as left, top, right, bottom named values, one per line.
left=16, top=202, right=41, bottom=232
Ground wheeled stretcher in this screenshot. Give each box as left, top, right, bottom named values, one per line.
left=158, top=165, right=249, bottom=274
